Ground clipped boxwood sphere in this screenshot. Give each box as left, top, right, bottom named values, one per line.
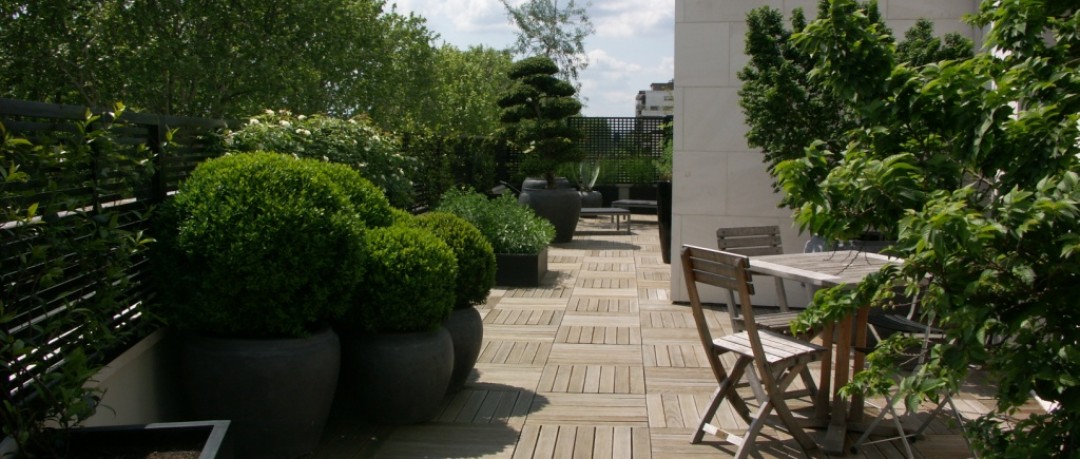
left=154, top=152, right=367, bottom=338
left=410, top=212, right=496, bottom=309
left=314, top=161, right=394, bottom=228
left=351, top=226, right=457, bottom=333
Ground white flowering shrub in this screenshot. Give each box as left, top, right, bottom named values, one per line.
left=226, top=110, right=416, bottom=208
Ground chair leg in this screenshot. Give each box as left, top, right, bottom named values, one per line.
left=693, top=358, right=752, bottom=443
left=769, top=361, right=820, bottom=452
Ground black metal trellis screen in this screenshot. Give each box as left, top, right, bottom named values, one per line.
left=498, top=116, right=671, bottom=187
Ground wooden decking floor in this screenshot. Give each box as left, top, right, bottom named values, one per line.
left=315, top=215, right=1041, bottom=458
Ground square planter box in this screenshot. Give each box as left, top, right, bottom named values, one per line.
left=1, top=420, right=232, bottom=459
left=495, top=247, right=548, bottom=287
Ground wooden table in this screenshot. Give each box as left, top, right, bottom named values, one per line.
left=748, top=250, right=899, bottom=455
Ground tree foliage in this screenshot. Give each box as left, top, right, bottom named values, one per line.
left=775, top=0, right=1080, bottom=455
left=0, top=0, right=447, bottom=128
left=500, top=0, right=594, bottom=95
left=497, top=56, right=584, bottom=188
left=738, top=0, right=971, bottom=200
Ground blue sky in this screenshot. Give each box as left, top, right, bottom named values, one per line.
left=391, top=0, right=675, bottom=117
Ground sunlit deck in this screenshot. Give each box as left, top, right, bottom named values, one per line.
left=315, top=214, right=1042, bottom=458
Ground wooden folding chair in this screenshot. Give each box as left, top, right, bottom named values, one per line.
left=681, top=245, right=828, bottom=458
left=717, top=226, right=818, bottom=399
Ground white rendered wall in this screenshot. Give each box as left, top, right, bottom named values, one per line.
left=670, top=0, right=982, bottom=304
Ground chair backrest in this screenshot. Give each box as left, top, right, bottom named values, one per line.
left=715, top=226, right=785, bottom=323
left=681, top=245, right=768, bottom=379
left=716, top=226, right=784, bottom=257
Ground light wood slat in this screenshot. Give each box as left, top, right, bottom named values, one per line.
left=548, top=344, right=643, bottom=365
left=592, top=426, right=614, bottom=458
left=572, top=426, right=594, bottom=459
left=568, top=297, right=636, bottom=313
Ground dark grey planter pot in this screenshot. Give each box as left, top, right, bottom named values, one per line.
left=579, top=190, right=603, bottom=208
left=444, top=307, right=483, bottom=393
left=521, top=176, right=573, bottom=190
left=656, top=181, right=672, bottom=264
left=341, top=327, right=454, bottom=425
left=495, top=247, right=548, bottom=287
left=518, top=188, right=581, bottom=243
left=180, top=328, right=339, bottom=459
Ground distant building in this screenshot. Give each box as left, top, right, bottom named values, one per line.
left=635, top=81, right=675, bottom=117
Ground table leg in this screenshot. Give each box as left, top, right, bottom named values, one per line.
left=823, top=314, right=853, bottom=455
left=849, top=307, right=870, bottom=422
left=815, top=323, right=833, bottom=423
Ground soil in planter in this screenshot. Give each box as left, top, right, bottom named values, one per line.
left=36, top=427, right=213, bottom=459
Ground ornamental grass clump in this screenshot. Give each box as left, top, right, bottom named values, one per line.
left=435, top=189, right=555, bottom=255
left=407, top=212, right=496, bottom=309
left=348, top=225, right=458, bottom=333
left=153, top=152, right=381, bottom=338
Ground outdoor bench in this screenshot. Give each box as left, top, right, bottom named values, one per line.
left=579, top=207, right=631, bottom=233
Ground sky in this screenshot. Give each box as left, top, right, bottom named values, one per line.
left=390, top=0, right=675, bottom=117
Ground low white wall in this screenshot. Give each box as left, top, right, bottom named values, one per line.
left=82, top=329, right=188, bottom=427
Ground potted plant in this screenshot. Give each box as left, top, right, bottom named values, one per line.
left=436, top=189, right=555, bottom=287
left=336, top=225, right=458, bottom=425
left=576, top=160, right=603, bottom=208
left=404, top=212, right=497, bottom=392
left=152, top=152, right=383, bottom=458
left=497, top=55, right=586, bottom=242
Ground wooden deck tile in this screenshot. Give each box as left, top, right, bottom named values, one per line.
left=643, top=367, right=717, bottom=392
left=526, top=394, right=649, bottom=426
left=378, top=423, right=520, bottom=458
left=567, top=297, right=637, bottom=313
left=576, top=277, right=634, bottom=289
left=484, top=326, right=560, bottom=341
left=548, top=344, right=643, bottom=365
left=513, top=425, right=650, bottom=459
left=478, top=340, right=553, bottom=365
left=485, top=309, right=564, bottom=326
left=581, top=262, right=635, bottom=272
left=436, top=387, right=534, bottom=426
left=538, top=365, right=646, bottom=394
left=574, top=287, right=638, bottom=297
left=642, top=344, right=706, bottom=368
left=472, top=365, right=545, bottom=389
left=555, top=326, right=641, bottom=344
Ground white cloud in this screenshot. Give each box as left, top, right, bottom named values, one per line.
left=392, top=0, right=510, bottom=33
left=591, top=0, right=675, bottom=38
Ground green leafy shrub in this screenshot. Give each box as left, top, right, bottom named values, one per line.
left=226, top=110, right=416, bottom=208
left=409, top=212, right=496, bottom=308
left=153, top=152, right=370, bottom=338
left=348, top=225, right=457, bottom=332
left=435, top=189, right=554, bottom=254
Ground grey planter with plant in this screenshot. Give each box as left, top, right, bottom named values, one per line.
left=152, top=152, right=384, bottom=458
left=498, top=55, right=586, bottom=242
left=405, top=212, right=497, bottom=392
left=437, top=189, right=556, bottom=287
left=338, top=225, right=458, bottom=425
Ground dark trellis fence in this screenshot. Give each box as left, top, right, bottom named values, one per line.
left=496, top=116, right=671, bottom=187
left=1, top=98, right=230, bottom=410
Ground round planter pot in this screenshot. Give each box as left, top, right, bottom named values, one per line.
left=180, top=327, right=340, bottom=459
left=521, top=176, right=573, bottom=190
left=579, top=190, right=603, bottom=208
left=444, top=307, right=484, bottom=393
left=518, top=187, right=581, bottom=243
left=341, top=327, right=453, bottom=425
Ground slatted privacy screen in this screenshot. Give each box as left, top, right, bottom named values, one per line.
left=1, top=98, right=229, bottom=406
left=500, top=116, right=671, bottom=185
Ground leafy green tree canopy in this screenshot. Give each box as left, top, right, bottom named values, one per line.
left=777, top=0, right=1079, bottom=455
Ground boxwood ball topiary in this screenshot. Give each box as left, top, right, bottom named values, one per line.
left=313, top=160, right=395, bottom=228
left=153, top=152, right=368, bottom=338
left=410, top=212, right=496, bottom=309
left=351, top=226, right=458, bottom=333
